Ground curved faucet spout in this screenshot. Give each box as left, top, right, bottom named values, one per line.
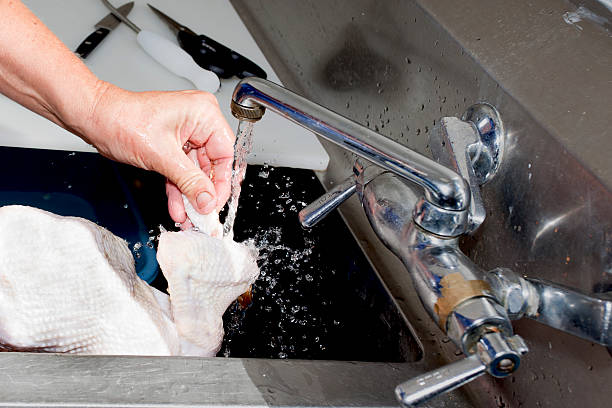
left=231, top=77, right=470, bottom=213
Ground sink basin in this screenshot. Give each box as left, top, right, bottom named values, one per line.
left=0, top=147, right=469, bottom=407
left=0, top=146, right=419, bottom=363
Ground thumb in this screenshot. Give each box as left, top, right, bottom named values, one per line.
left=161, top=151, right=217, bottom=214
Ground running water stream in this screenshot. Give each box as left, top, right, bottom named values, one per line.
left=223, top=120, right=254, bottom=238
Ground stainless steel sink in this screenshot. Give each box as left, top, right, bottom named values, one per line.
left=0, top=148, right=472, bottom=407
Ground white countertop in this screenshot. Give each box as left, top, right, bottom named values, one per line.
left=0, top=0, right=329, bottom=170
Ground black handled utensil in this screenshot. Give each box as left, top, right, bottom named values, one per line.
left=75, top=2, right=134, bottom=59
left=147, top=3, right=267, bottom=79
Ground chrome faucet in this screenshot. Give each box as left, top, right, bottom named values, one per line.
left=230, top=78, right=611, bottom=406
left=358, top=168, right=612, bottom=405
left=358, top=170, right=527, bottom=406
left=231, top=77, right=471, bottom=237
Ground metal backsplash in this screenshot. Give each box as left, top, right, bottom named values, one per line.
left=230, top=0, right=612, bottom=407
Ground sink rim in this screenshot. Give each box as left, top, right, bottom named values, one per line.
left=0, top=352, right=448, bottom=408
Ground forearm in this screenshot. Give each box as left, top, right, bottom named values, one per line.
left=0, top=1, right=233, bottom=217
left=0, top=0, right=109, bottom=141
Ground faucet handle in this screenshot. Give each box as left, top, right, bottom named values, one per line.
left=429, top=117, right=486, bottom=232
left=396, top=332, right=527, bottom=407
left=298, top=176, right=357, bottom=227
left=429, top=103, right=505, bottom=232
left=299, top=161, right=385, bottom=228
left=395, top=354, right=486, bottom=407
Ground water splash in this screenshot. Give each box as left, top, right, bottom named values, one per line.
left=221, top=224, right=327, bottom=359
left=223, top=120, right=254, bottom=238
left=218, top=168, right=343, bottom=359
left=216, top=165, right=415, bottom=362
left=131, top=225, right=168, bottom=258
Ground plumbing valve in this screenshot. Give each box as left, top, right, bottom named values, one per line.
left=357, top=171, right=529, bottom=407
left=229, top=78, right=526, bottom=407
left=395, top=330, right=527, bottom=407
left=228, top=77, right=609, bottom=407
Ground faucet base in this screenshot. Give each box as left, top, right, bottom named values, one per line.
left=462, top=103, right=505, bottom=184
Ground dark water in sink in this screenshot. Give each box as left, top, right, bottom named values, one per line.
left=216, top=165, right=419, bottom=362
left=0, top=147, right=419, bottom=363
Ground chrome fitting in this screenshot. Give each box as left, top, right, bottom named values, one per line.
left=476, top=331, right=527, bottom=377
left=412, top=197, right=469, bottom=237
left=230, top=100, right=265, bottom=122
left=395, top=331, right=527, bottom=406
left=485, top=268, right=538, bottom=319
left=446, top=297, right=512, bottom=354
left=461, top=103, right=505, bottom=184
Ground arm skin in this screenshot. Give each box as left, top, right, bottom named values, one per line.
left=0, top=0, right=234, bottom=221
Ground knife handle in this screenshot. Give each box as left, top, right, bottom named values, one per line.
left=75, top=28, right=110, bottom=59
left=136, top=30, right=220, bottom=93
left=177, top=30, right=267, bottom=80
left=177, top=31, right=234, bottom=79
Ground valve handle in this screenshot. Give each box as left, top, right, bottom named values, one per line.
left=395, top=354, right=486, bottom=407
left=298, top=176, right=356, bottom=227
left=396, top=332, right=527, bottom=407
left=299, top=161, right=384, bottom=228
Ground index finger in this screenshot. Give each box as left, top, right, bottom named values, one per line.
left=201, top=118, right=235, bottom=210
left=187, top=104, right=235, bottom=209
left=208, top=153, right=233, bottom=210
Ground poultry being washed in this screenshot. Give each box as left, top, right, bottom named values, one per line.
left=0, top=202, right=259, bottom=356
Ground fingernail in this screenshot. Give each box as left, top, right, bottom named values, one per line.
left=197, top=192, right=215, bottom=213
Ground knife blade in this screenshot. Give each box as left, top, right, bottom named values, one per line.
left=75, top=2, right=134, bottom=59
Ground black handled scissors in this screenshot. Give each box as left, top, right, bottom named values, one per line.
left=148, top=4, right=267, bottom=79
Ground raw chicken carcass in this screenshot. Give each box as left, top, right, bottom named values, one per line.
left=156, top=198, right=259, bottom=355
left=0, top=204, right=259, bottom=356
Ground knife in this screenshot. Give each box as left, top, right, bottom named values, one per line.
left=100, top=0, right=220, bottom=93
left=75, top=2, right=134, bottom=59
left=147, top=4, right=267, bottom=79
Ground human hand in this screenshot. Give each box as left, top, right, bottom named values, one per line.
left=82, top=84, right=234, bottom=223
left=0, top=2, right=232, bottom=223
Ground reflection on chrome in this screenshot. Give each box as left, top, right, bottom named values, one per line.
left=230, top=79, right=608, bottom=406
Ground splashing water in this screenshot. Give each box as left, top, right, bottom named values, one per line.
left=219, top=167, right=341, bottom=359
left=215, top=165, right=416, bottom=362
left=223, top=120, right=254, bottom=238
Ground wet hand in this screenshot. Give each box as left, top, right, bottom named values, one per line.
left=84, top=84, right=235, bottom=223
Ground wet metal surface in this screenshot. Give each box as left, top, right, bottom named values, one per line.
left=230, top=0, right=612, bottom=406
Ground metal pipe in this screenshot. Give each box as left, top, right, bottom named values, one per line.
left=526, top=278, right=612, bottom=346
left=485, top=268, right=612, bottom=347
left=231, top=77, right=470, bottom=212
left=358, top=172, right=526, bottom=406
